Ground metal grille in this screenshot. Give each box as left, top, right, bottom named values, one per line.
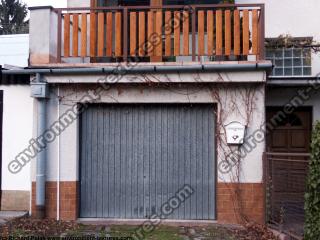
left=80, top=104, right=216, bottom=220
left=265, top=152, right=310, bottom=240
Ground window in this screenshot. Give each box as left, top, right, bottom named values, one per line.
left=266, top=47, right=312, bottom=76
left=277, top=113, right=303, bottom=127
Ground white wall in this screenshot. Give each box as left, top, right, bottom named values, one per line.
left=0, top=85, right=33, bottom=191
left=237, top=0, right=320, bottom=75
left=29, top=8, right=59, bottom=65
left=32, top=74, right=266, bottom=184
left=0, top=34, right=29, bottom=67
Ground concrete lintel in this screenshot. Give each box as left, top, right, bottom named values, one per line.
left=267, top=79, right=319, bottom=86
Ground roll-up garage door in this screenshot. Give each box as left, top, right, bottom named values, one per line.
left=80, top=104, right=216, bottom=220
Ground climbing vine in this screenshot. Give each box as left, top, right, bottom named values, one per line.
left=266, top=34, right=320, bottom=53
left=209, top=80, right=260, bottom=224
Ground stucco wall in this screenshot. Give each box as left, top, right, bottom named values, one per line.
left=0, top=85, right=33, bottom=191
left=29, top=8, right=58, bottom=65
left=45, top=70, right=266, bottom=84
left=31, top=78, right=265, bottom=185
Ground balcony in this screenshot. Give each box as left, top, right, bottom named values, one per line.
left=29, top=4, right=265, bottom=65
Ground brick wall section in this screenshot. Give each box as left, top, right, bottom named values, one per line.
left=60, top=182, right=79, bottom=220
left=32, top=181, right=263, bottom=223
left=217, top=183, right=264, bottom=224
left=32, top=181, right=78, bottom=220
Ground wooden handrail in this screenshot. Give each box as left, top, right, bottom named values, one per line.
left=54, top=3, right=265, bottom=11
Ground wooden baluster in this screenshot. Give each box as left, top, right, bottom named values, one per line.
left=165, top=11, right=172, bottom=57
left=174, top=11, right=180, bottom=56
left=207, top=10, right=214, bottom=56
left=72, top=14, right=79, bottom=57
left=115, top=12, right=122, bottom=57
left=198, top=10, right=204, bottom=56
left=90, top=12, right=97, bottom=57
left=81, top=13, right=87, bottom=57
left=97, top=12, right=104, bottom=57
left=147, top=11, right=154, bottom=57
left=216, top=10, right=222, bottom=56
left=242, top=10, right=249, bottom=56
left=252, top=9, right=259, bottom=55
left=130, top=12, right=137, bottom=56
left=155, top=10, right=163, bottom=58
left=224, top=10, right=231, bottom=56
left=138, top=12, right=146, bottom=56
left=234, top=10, right=240, bottom=56
left=64, top=13, right=70, bottom=57
left=106, top=12, right=113, bottom=57
left=183, top=10, right=189, bottom=56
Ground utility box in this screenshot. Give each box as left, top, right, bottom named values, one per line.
left=225, top=121, right=246, bottom=145
left=31, top=82, right=49, bottom=98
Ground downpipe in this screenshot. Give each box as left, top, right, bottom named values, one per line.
left=32, top=73, right=49, bottom=219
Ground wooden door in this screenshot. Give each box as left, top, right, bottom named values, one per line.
left=266, top=107, right=311, bottom=222
left=266, top=108, right=311, bottom=153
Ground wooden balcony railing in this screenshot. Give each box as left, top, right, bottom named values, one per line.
left=55, top=4, right=265, bottom=63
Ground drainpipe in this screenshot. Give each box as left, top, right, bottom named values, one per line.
left=57, top=85, right=60, bottom=220
left=31, top=73, right=49, bottom=219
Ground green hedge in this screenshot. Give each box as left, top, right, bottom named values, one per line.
left=304, top=121, right=320, bottom=240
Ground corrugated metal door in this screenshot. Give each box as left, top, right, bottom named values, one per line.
left=80, top=104, right=216, bottom=220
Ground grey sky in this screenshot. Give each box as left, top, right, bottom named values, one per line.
left=23, top=0, right=67, bottom=19
left=23, top=0, right=67, bottom=8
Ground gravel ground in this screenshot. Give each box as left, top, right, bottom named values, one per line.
left=0, top=217, right=279, bottom=240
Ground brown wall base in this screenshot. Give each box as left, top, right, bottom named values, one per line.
left=31, top=181, right=264, bottom=224
left=1, top=190, right=30, bottom=211
left=31, top=182, right=79, bottom=220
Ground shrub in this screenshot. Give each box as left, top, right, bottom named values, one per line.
left=304, top=121, right=320, bottom=240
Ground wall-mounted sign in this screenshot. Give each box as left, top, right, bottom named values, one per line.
left=225, top=121, right=246, bottom=145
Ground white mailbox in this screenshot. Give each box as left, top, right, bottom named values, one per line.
left=225, top=121, right=246, bottom=145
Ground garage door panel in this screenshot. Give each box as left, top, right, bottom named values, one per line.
left=80, top=109, right=88, bottom=217
left=104, top=111, right=111, bottom=216
left=80, top=104, right=216, bottom=220
left=208, top=108, right=216, bottom=220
